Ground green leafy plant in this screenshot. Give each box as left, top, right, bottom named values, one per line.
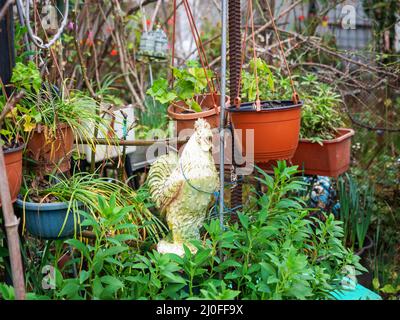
left=10, top=61, right=42, bottom=94
left=147, top=60, right=214, bottom=112
left=337, top=173, right=375, bottom=250
left=18, top=162, right=365, bottom=300
left=299, top=74, right=344, bottom=143
left=239, top=59, right=345, bottom=143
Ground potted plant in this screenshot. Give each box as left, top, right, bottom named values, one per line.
left=291, top=75, right=354, bottom=177
left=147, top=60, right=229, bottom=143
left=16, top=173, right=166, bottom=240
left=0, top=92, right=25, bottom=206
left=227, top=58, right=303, bottom=164
left=10, top=62, right=114, bottom=176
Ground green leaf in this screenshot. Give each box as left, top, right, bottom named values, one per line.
left=79, top=270, right=90, bottom=284
left=65, top=239, right=90, bottom=259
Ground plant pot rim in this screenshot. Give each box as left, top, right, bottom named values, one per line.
left=300, top=128, right=355, bottom=144
left=2, top=143, right=25, bottom=154
left=226, top=99, right=303, bottom=113
left=16, top=197, right=81, bottom=211
left=34, top=122, right=70, bottom=133
left=167, top=104, right=220, bottom=120
left=167, top=93, right=229, bottom=120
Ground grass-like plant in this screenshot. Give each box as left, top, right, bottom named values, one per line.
left=337, top=173, right=375, bottom=251
left=19, top=86, right=116, bottom=154
left=6, top=62, right=116, bottom=155
left=20, top=172, right=167, bottom=243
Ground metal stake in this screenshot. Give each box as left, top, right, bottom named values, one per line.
left=219, top=0, right=227, bottom=228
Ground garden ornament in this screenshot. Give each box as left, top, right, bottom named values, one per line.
left=147, top=118, right=219, bottom=256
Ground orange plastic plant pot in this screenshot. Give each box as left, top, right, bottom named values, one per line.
left=291, top=128, right=355, bottom=177
left=227, top=100, right=302, bottom=163
left=26, top=123, right=74, bottom=174
left=0, top=145, right=24, bottom=207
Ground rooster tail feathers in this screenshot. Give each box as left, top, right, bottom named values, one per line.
left=147, top=152, right=179, bottom=211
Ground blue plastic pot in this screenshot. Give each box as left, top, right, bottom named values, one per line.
left=16, top=198, right=83, bottom=240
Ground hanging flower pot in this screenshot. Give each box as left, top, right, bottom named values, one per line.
left=26, top=122, right=74, bottom=175
left=167, top=93, right=229, bottom=141
left=226, top=0, right=303, bottom=165
left=228, top=100, right=303, bottom=163
left=291, top=128, right=354, bottom=177
left=0, top=144, right=24, bottom=207
left=16, top=198, right=83, bottom=240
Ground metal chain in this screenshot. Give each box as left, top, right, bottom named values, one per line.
left=18, top=0, right=69, bottom=50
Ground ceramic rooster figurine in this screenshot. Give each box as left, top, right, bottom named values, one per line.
left=147, top=118, right=219, bottom=255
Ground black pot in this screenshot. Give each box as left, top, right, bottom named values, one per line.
left=355, top=235, right=374, bottom=288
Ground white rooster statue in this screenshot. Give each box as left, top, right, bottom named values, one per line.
left=147, top=118, right=219, bottom=255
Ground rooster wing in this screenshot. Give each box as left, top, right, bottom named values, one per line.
left=147, top=152, right=183, bottom=215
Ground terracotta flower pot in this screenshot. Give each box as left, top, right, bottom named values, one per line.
left=227, top=100, right=303, bottom=163
left=167, top=93, right=229, bottom=133
left=0, top=145, right=24, bottom=207
left=167, top=93, right=229, bottom=149
left=291, top=128, right=354, bottom=177
left=26, top=123, right=74, bottom=175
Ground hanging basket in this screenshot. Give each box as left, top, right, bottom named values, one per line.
left=137, top=29, right=168, bottom=61
left=168, top=93, right=229, bottom=149
left=291, top=128, right=354, bottom=177
left=228, top=100, right=302, bottom=163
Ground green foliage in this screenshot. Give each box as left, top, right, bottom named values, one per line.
left=20, top=173, right=166, bottom=242
left=337, top=174, right=375, bottom=250
left=241, top=58, right=277, bottom=102
left=240, top=58, right=302, bottom=103
left=19, top=162, right=364, bottom=300
left=146, top=60, right=214, bottom=112
left=10, top=61, right=42, bottom=94
left=299, top=74, right=344, bottom=143
left=240, top=59, right=344, bottom=143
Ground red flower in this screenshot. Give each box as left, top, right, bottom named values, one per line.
left=146, top=19, right=151, bottom=26
left=110, top=49, right=118, bottom=56
left=167, top=18, right=174, bottom=26
left=299, top=15, right=305, bottom=22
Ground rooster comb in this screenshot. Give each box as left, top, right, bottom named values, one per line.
left=194, top=118, right=210, bottom=131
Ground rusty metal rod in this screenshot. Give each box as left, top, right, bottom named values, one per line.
left=74, top=137, right=189, bottom=146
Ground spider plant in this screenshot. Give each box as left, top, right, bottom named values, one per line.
left=18, top=85, right=116, bottom=153
left=337, top=173, right=375, bottom=251
left=20, top=172, right=167, bottom=243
